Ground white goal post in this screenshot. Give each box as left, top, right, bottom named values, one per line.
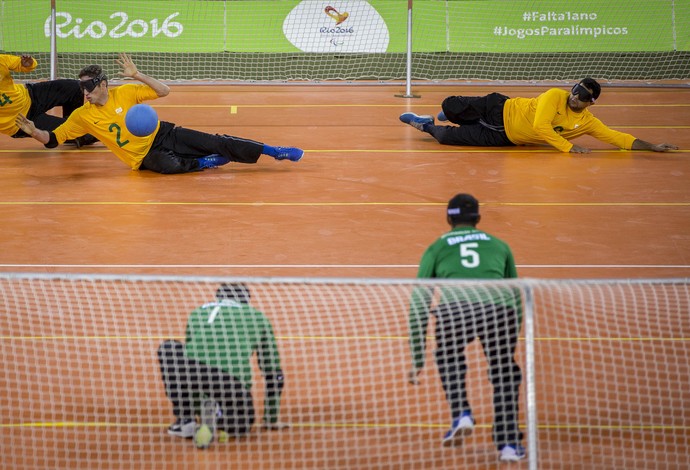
left=1, top=273, right=688, bottom=469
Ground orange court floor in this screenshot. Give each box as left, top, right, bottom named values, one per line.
left=0, top=84, right=689, bottom=469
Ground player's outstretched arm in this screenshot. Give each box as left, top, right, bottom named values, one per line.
left=116, top=52, right=169, bottom=98
left=632, top=139, right=679, bottom=152
left=20, top=55, right=35, bottom=69
left=261, top=369, right=287, bottom=430
left=15, top=113, right=50, bottom=145
left=569, top=143, right=592, bottom=154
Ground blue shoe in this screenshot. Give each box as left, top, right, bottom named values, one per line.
left=273, top=147, right=304, bottom=162
left=399, top=112, right=434, bottom=131
left=197, top=154, right=231, bottom=170
left=499, top=444, right=526, bottom=462
left=437, top=111, right=448, bottom=122
left=442, top=411, right=474, bottom=447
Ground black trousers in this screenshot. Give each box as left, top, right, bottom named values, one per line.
left=141, top=121, right=263, bottom=174
left=157, top=340, right=256, bottom=436
left=13, top=80, right=87, bottom=136
left=426, top=93, right=515, bottom=147
left=434, top=302, right=523, bottom=449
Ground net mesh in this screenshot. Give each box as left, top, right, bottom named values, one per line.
left=532, top=281, right=690, bottom=468
left=1, top=274, right=688, bottom=469
left=1, top=0, right=688, bottom=82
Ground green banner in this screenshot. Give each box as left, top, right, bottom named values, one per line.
left=2, top=0, right=226, bottom=53
left=678, top=1, right=690, bottom=51
left=2, top=0, right=687, bottom=53
left=434, top=0, right=680, bottom=53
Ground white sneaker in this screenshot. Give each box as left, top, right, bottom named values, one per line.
left=167, top=418, right=196, bottom=438
left=442, top=412, right=474, bottom=447
left=499, top=444, right=526, bottom=462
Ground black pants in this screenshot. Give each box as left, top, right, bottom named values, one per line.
left=426, top=93, right=515, bottom=147
left=157, top=340, right=256, bottom=436
left=13, top=80, right=89, bottom=136
left=434, top=302, right=523, bottom=449
left=141, top=121, right=263, bottom=174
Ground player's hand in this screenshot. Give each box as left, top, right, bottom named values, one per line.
left=116, top=52, right=138, bottom=78
left=408, top=367, right=422, bottom=385
left=569, top=144, right=591, bottom=154
left=261, top=421, right=290, bottom=431
left=21, top=55, right=34, bottom=68
left=15, top=113, right=36, bottom=135
left=650, top=143, right=678, bottom=152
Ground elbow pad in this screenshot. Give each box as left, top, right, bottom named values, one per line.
left=45, top=132, right=59, bottom=148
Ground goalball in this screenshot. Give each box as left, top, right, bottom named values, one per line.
left=125, top=104, right=159, bottom=137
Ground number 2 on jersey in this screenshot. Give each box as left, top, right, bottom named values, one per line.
left=109, top=123, right=130, bottom=147
left=459, top=242, right=480, bottom=268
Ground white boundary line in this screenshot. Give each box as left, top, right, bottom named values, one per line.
left=0, top=264, right=689, bottom=269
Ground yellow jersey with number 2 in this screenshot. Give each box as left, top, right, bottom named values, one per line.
left=53, top=83, right=160, bottom=169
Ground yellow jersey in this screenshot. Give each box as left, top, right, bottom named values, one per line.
left=503, top=88, right=636, bottom=152
left=0, top=54, right=37, bottom=136
left=53, top=84, right=160, bottom=169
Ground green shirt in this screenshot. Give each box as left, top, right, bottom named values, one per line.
left=409, top=226, right=520, bottom=369
left=184, top=299, right=283, bottom=421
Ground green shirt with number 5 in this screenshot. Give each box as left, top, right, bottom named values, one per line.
left=409, top=226, right=520, bottom=369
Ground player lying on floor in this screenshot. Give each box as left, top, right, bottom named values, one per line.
left=15, top=53, right=303, bottom=174
left=1, top=53, right=97, bottom=148
left=400, top=78, right=678, bottom=154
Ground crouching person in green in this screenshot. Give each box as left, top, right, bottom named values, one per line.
left=158, top=282, right=287, bottom=449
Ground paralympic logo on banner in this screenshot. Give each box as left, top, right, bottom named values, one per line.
left=284, top=1, right=390, bottom=53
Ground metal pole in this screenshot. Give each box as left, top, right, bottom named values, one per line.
left=395, top=0, right=419, bottom=98
left=524, top=283, right=539, bottom=470
left=50, top=0, right=57, bottom=79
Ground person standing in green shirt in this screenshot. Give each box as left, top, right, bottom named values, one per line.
left=407, top=193, right=525, bottom=462
left=158, top=282, right=287, bottom=449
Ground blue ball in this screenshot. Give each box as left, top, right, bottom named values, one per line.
left=125, top=104, right=158, bottom=137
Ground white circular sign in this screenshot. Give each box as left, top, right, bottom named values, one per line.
left=284, top=1, right=390, bottom=53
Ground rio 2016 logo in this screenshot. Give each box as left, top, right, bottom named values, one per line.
left=44, top=12, right=184, bottom=39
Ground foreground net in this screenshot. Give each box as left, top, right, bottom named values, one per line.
left=0, top=274, right=688, bottom=469
left=2, top=0, right=688, bottom=82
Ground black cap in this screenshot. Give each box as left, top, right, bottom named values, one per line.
left=216, top=282, right=251, bottom=303
left=447, top=193, right=480, bottom=221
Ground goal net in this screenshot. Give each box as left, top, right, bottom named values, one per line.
left=1, top=273, right=688, bottom=469
left=1, top=0, right=688, bottom=82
